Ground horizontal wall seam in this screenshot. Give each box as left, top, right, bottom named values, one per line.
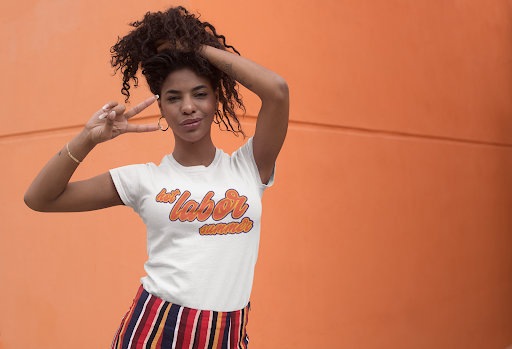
left=1, top=114, right=511, bottom=149
left=288, top=119, right=512, bottom=149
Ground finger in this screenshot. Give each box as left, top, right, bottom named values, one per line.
left=100, top=105, right=125, bottom=120
left=125, top=123, right=160, bottom=133
left=102, top=101, right=118, bottom=111
left=124, top=95, right=159, bottom=120
left=101, top=110, right=116, bottom=137
left=98, top=101, right=118, bottom=119
left=106, top=110, right=116, bottom=124
left=155, top=39, right=168, bottom=53
left=112, top=104, right=126, bottom=118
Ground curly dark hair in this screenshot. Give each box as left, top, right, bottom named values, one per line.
left=110, top=6, right=245, bottom=136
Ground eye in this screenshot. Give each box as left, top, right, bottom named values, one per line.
left=167, top=96, right=179, bottom=102
left=196, top=92, right=207, bottom=98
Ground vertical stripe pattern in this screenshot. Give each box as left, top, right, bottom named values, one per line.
left=112, top=286, right=250, bottom=349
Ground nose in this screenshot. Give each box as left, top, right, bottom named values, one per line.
left=181, top=95, right=196, bottom=115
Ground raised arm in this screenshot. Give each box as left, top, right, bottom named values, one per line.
left=200, top=45, right=289, bottom=184
left=24, top=97, right=159, bottom=212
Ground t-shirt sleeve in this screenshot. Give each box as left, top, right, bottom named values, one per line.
left=109, top=164, right=147, bottom=212
left=235, top=137, right=275, bottom=189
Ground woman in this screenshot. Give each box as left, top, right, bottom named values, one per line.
left=24, top=6, right=288, bottom=349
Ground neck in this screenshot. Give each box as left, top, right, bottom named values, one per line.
left=171, top=132, right=216, bottom=167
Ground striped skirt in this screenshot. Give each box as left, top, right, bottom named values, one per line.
left=111, top=285, right=250, bottom=349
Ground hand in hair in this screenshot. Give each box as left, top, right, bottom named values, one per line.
left=155, top=39, right=192, bottom=53
left=85, top=95, right=160, bottom=145
left=111, top=6, right=240, bottom=102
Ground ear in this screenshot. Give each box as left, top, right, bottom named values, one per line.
left=157, top=99, right=162, bottom=111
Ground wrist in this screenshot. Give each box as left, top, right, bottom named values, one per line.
left=79, top=128, right=98, bottom=148
left=198, top=44, right=211, bottom=57
left=67, top=130, right=96, bottom=163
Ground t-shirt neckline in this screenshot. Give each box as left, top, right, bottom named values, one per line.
left=167, top=148, right=221, bottom=172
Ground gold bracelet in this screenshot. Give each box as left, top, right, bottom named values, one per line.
left=66, top=143, right=82, bottom=164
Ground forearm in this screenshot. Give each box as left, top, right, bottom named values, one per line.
left=24, top=97, right=158, bottom=212
left=200, top=45, right=288, bottom=101
left=24, top=129, right=96, bottom=211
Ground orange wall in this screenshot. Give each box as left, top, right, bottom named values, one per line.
left=1, top=1, right=512, bottom=348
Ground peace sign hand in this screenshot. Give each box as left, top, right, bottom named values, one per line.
left=85, top=95, right=161, bottom=144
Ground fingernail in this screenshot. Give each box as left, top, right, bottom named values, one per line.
left=155, top=94, right=160, bottom=100
left=99, top=112, right=107, bottom=119
left=102, top=103, right=110, bottom=110
left=109, top=110, right=116, bottom=119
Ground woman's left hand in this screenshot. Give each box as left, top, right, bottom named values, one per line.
left=155, top=39, right=191, bottom=53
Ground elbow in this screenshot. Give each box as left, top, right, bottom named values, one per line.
left=260, top=75, right=289, bottom=102
left=24, top=192, right=46, bottom=212
left=273, top=76, right=289, bottom=101
left=24, top=192, right=38, bottom=211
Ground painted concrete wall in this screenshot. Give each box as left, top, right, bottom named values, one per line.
left=1, top=0, right=511, bottom=348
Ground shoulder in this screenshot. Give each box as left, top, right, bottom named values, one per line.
left=110, top=162, right=157, bottom=177
left=229, top=138, right=275, bottom=188
left=230, top=137, right=254, bottom=161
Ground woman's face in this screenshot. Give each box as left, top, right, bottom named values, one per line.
left=158, top=68, right=218, bottom=144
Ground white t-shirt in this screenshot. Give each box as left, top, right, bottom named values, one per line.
left=109, top=138, right=273, bottom=312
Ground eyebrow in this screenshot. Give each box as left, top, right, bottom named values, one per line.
left=165, top=85, right=208, bottom=94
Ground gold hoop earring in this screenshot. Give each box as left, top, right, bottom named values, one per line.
left=158, top=116, right=169, bottom=131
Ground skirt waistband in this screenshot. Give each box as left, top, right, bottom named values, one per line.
left=112, top=285, right=250, bottom=349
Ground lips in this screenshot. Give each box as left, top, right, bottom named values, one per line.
left=180, top=117, right=202, bottom=130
